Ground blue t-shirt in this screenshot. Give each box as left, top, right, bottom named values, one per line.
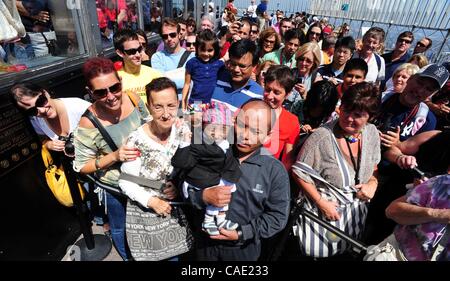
left=381, top=95, right=437, bottom=141
left=211, top=69, right=264, bottom=112
left=186, top=57, right=225, bottom=104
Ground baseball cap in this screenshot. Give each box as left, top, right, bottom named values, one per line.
left=417, top=63, right=450, bottom=89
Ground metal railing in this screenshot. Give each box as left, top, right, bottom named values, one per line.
left=233, top=0, right=450, bottom=63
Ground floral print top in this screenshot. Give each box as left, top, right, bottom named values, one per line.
left=394, top=174, right=450, bottom=261
left=118, top=122, right=190, bottom=208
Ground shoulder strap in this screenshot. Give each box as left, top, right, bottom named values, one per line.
left=127, top=91, right=140, bottom=108
left=83, top=110, right=118, bottom=151
left=126, top=91, right=147, bottom=118
left=118, top=172, right=165, bottom=192
left=374, top=53, right=382, bottom=72
left=177, top=50, right=192, bottom=68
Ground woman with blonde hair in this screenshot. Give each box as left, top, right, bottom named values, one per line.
left=382, top=63, right=420, bottom=101
left=284, top=42, right=322, bottom=113
left=407, top=54, right=429, bottom=69
left=257, top=27, right=281, bottom=59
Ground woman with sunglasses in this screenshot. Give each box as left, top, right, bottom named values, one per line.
left=10, top=83, right=91, bottom=156
left=284, top=42, right=322, bottom=114
left=73, top=57, right=150, bottom=260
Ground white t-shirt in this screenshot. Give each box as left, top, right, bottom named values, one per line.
left=353, top=52, right=385, bottom=83
left=247, top=4, right=257, bottom=17
left=30, top=97, right=91, bottom=139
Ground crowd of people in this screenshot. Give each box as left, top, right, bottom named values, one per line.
left=10, top=0, right=449, bottom=261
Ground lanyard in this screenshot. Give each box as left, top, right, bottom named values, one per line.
left=279, top=50, right=294, bottom=69
left=401, top=104, right=419, bottom=128
left=345, top=139, right=361, bottom=185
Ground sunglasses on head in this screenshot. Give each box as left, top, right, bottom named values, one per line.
left=24, top=93, right=48, bottom=116
left=122, top=46, right=143, bottom=56
left=90, top=82, right=122, bottom=99
left=162, top=32, right=178, bottom=40
left=186, top=42, right=196, bottom=47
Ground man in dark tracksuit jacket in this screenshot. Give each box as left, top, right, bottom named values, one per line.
left=186, top=100, right=291, bottom=261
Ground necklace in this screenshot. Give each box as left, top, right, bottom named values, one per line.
left=343, top=134, right=360, bottom=143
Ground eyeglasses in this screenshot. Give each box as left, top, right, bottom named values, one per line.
left=162, top=32, right=178, bottom=40
left=122, top=46, right=143, bottom=55
left=397, top=38, right=412, bottom=44
left=416, top=42, right=428, bottom=48
left=24, top=94, right=48, bottom=116
left=186, top=42, right=196, bottom=47
left=227, top=60, right=252, bottom=71
left=90, top=82, right=122, bottom=99
left=297, top=56, right=313, bottom=65
left=310, top=31, right=321, bottom=37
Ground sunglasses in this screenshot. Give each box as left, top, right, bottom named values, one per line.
left=264, top=39, right=276, bottom=44
left=416, top=42, right=428, bottom=48
left=122, top=46, right=143, bottom=55
left=398, top=38, right=412, bottom=44
left=24, top=94, right=48, bottom=116
left=186, top=42, right=196, bottom=47
left=162, top=32, right=178, bottom=40
left=297, top=56, right=313, bottom=64
left=310, top=31, right=321, bottom=37
left=250, top=30, right=258, bottom=34
left=90, top=82, right=122, bottom=99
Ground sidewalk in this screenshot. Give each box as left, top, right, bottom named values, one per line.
left=62, top=224, right=122, bottom=261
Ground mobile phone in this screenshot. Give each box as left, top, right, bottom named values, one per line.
left=296, top=77, right=304, bottom=84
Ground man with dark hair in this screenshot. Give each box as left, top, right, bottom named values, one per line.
left=187, top=99, right=290, bottom=261
left=113, top=29, right=162, bottom=103
left=151, top=18, right=194, bottom=97
left=249, top=22, right=259, bottom=42
left=336, top=58, right=368, bottom=98
left=261, top=29, right=301, bottom=68
left=318, top=36, right=356, bottom=82
left=211, top=39, right=263, bottom=112
left=278, top=18, right=293, bottom=41
left=413, top=37, right=432, bottom=55
left=382, top=31, right=414, bottom=86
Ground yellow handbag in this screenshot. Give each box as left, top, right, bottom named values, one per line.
left=41, top=144, right=85, bottom=207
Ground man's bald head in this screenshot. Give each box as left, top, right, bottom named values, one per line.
left=234, top=99, right=275, bottom=156
left=240, top=99, right=276, bottom=131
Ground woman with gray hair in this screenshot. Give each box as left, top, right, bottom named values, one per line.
left=382, top=63, right=420, bottom=101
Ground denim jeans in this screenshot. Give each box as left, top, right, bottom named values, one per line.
left=104, top=191, right=129, bottom=260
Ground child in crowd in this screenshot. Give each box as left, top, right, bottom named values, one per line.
left=171, top=102, right=241, bottom=235
left=181, top=29, right=225, bottom=112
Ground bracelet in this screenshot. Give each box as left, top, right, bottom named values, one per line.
left=95, top=157, right=101, bottom=171
left=236, top=228, right=244, bottom=242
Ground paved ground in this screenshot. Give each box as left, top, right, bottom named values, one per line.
left=62, top=224, right=122, bottom=261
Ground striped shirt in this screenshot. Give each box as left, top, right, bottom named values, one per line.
left=210, top=70, right=264, bottom=112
